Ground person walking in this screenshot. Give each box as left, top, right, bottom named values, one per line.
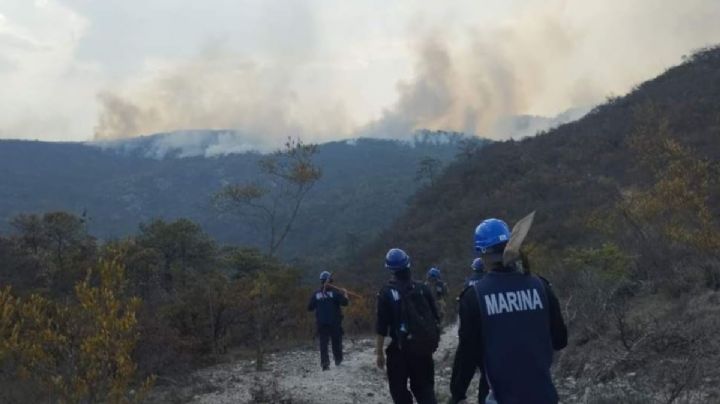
left=376, top=248, right=440, bottom=404
left=425, top=267, right=448, bottom=324
left=449, top=219, right=568, bottom=404
left=308, top=271, right=349, bottom=370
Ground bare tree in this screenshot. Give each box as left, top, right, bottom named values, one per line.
left=214, top=138, right=320, bottom=371
left=215, top=138, right=322, bottom=257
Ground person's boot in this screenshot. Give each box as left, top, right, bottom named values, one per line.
left=322, top=363, right=330, bottom=371
left=335, top=359, right=342, bottom=367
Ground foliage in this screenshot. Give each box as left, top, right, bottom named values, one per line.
left=7, top=212, right=96, bottom=296
left=624, top=111, right=720, bottom=254
left=415, top=156, right=443, bottom=186
left=0, top=211, right=323, bottom=403
left=214, top=137, right=322, bottom=257
left=0, top=256, right=151, bottom=403
left=0, top=134, right=466, bottom=273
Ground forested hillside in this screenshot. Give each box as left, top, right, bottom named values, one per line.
left=352, top=47, right=720, bottom=401
left=0, top=131, right=481, bottom=402
left=0, top=132, right=478, bottom=270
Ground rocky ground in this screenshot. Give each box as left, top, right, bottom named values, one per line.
left=148, top=318, right=718, bottom=404
left=149, top=323, right=473, bottom=403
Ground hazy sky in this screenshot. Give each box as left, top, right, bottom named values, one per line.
left=1, top=0, right=719, bottom=145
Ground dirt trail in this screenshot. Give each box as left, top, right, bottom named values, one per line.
left=152, top=324, right=467, bottom=403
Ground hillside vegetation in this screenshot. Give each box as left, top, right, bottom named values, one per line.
left=352, top=47, right=720, bottom=401
left=0, top=132, right=478, bottom=271
left=0, top=132, right=479, bottom=402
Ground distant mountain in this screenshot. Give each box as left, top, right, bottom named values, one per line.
left=91, top=128, right=471, bottom=159
left=87, top=108, right=589, bottom=160
left=0, top=131, right=483, bottom=269
left=490, top=107, right=591, bottom=139
left=92, top=129, right=261, bottom=158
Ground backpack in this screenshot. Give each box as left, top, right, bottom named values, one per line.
left=386, top=280, right=440, bottom=355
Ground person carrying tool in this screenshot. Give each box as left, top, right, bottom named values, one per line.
left=425, top=267, right=448, bottom=324
left=376, top=248, right=440, bottom=404
left=449, top=218, right=567, bottom=404
left=307, top=271, right=349, bottom=370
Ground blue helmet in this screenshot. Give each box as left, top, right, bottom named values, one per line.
left=319, top=271, right=331, bottom=282
left=427, top=267, right=441, bottom=279
left=385, top=248, right=410, bottom=271
left=471, top=258, right=484, bottom=271
left=474, top=218, right=511, bottom=252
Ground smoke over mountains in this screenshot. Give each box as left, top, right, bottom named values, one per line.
left=2, top=0, right=719, bottom=145
left=92, top=0, right=720, bottom=148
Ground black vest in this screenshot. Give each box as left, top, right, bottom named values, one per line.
left=473, top=271, right=558, bottom=404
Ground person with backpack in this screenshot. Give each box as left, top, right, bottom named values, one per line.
left=308, top=271, right=349, bottom=370
left=449, top=219, right=568, bottom=404
left=465, top=258, right=485, bottom=288
left=376, top=248, right=440, bottom=404
left=425, top=267, right=448, bottom=324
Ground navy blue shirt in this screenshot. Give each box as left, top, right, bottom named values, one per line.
left=464, top=271, right=485, bottom=288
left=450, top=269, right=567, bottom=404
left=308, top=287, right=348, bottom=328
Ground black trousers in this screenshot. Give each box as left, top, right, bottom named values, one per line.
left=478, top=371, right=490, bottom=403
left=318, top=324, right=343, bottom=368
left=385, top=344, right=437, bottom=404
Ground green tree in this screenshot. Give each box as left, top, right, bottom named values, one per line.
left=9, top=212, right=95, bottom=295
left=415, top=156, right=443, bottom=186
left=136, top=219, right=216, bottom=291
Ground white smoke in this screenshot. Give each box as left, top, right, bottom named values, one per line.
left=360, top=0, right=720, bottom=139
left=3, top=0, right=720, bottom=146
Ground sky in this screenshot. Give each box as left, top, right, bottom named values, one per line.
left=1, top=0, right=720, bottom=146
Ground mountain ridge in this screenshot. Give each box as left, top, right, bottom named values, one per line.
left=0, top=133, right=484, bottom=270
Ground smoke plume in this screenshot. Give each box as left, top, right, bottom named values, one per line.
left=91, top=0, right=720, bottom=147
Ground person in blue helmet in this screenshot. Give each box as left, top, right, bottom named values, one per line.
left=425, top=267, right=448, bottom=324
left=376, top=248, right=440, bottom=404
left=465, top=258, right=485, bottom=288
left=308, top=270, right=349, bottom=370
left=449, top=219, right=568, bottom=404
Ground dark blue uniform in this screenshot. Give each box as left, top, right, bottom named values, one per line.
left=308, top=288, right=349, bottom=369
left=450, top=268, right=567, bottom=404
left=464, top=271, right=485, bottom=288
left=377, top=278, right=439, bottom=404
left=453, top=276, right=490, bottom=404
